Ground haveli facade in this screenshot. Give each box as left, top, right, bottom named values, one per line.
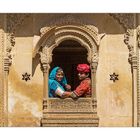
left=0, top=14, right=140, bottom=127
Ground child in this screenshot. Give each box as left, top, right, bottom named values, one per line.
left=70, top=64, right=91, bottom=98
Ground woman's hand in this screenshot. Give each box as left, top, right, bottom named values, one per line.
left=65, top=84, right=71, bottom=91
left=61, top=91, right=72, bottom=98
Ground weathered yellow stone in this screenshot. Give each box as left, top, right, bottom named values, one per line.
left=0, top=14, right=139, bottom=127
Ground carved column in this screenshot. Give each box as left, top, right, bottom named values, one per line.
left=3, top=56, right=11, bottom=126
left=41, top=63, right=50, bottom=112
left=0, top=17, right=5, bottom=126
left=39, top=47, right=51, bottom=113
left=137, top=25, right=140, bottom=126
left=0, top=14, right=11, bottom=127
left=91, top=52, right=98, bottom=112
left=124, top=29, right=138, bottom=126
left=131, top=54, right=138, bottom=127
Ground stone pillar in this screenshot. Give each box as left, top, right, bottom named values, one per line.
left=3, top=56, right=11, bottom=126
left=124, top=29, right=138, bottom=126
left=131, top=55, right=138, bottom=126
left=91, top=52, right=98, bottom=112
left=41, top=63, right=50, bottom=111
left=0, top=17, right=5, bottom=126
left=136, top=25, right=140, bottom=126
left=39, top=47, right=51, bottom=121
left=0, top=14, right=11, bottom=127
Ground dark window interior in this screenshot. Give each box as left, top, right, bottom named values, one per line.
left=50, top=40, right=90, bottom=90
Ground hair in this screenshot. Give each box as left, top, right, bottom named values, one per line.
left=57, top=67, right=64, bottom=73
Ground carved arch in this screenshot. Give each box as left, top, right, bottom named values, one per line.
left=33, top=25, right=99, bottom=60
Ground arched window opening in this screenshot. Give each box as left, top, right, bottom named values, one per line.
left=50, top=40, right=89, bottom=91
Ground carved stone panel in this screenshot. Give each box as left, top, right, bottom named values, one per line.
left=47, top=98, right=92, bottom=113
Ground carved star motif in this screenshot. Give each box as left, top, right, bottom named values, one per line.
left=22, top=72, right=31, bottom=82
left=110, top=73, right=119, bottom=82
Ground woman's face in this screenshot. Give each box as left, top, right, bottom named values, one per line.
left=55, top=69, right=64, bottom=82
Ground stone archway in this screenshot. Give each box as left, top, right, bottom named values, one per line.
left=33, top=19, right=100, bottom=126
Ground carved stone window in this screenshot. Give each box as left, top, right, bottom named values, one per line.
left=33, top=22, right=100, bottom=126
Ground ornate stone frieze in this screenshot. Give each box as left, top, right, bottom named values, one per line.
left=49, top=14, right=84, bottom=26
left=110, top=14, right=134, bottom=30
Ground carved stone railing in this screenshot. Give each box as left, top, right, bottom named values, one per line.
left=41, top=98, right=99, bottom=127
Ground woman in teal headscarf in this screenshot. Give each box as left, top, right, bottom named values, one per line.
left=49, top=66, right=71, bottom=98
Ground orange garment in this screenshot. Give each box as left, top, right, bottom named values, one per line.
left=74, top=78, right=91, bottom=97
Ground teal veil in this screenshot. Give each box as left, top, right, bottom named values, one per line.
left=49, top=67, right=67, bottom=97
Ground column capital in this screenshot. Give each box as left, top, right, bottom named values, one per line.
left=41, top=63, right=50, bottom=73
left=39, top=51, right=51, bottom=73
left=90, top=53, right=98, bottom=74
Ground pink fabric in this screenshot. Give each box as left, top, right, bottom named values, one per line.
left=77, top=64, right=90, bottom=73
left=74, top=78, right=91, bottom=97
